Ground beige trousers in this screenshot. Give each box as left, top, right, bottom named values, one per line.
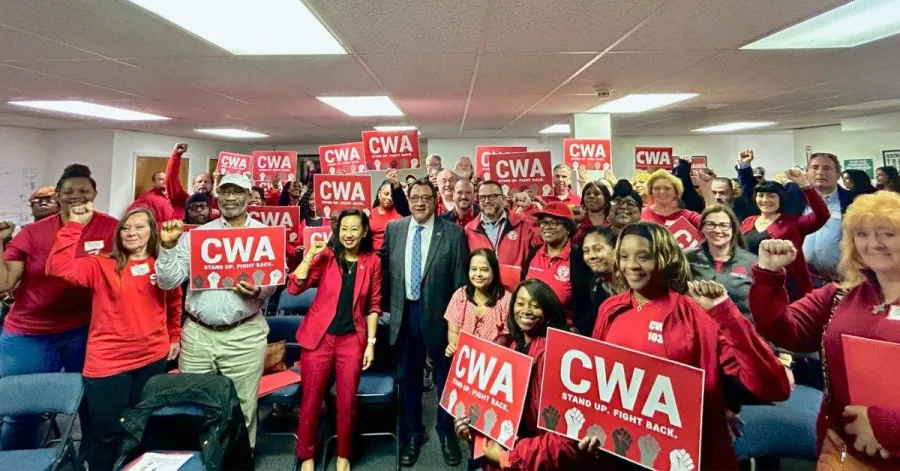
left=179, top=314, right=269, bottom=447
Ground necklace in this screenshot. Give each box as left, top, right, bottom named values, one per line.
left=344, top=259, right=358, bottom=274
left=632, top=293, right=650, bottom=311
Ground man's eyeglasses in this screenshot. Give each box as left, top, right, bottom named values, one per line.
left=610, top=200, right=638, bottom=209
left=702, top=222, right=732, bottom=231
left=30, top=197, right=57, bottom=206
left=538, top=219, right=563, bottom=229
left=408, top=195, right=435, bottom=204
left=188, top=204, right=209, bottom=211
left=477, top=194, right=503, bottom=203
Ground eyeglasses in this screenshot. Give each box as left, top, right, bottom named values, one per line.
left=611, top=200, right=638, bottom=209
left=30, top=197, right=57, bottom=206
left=538, top=219, right=563, bottom=229
left=188, top=204, right=209, bottom=211
left=408, top=195, right=435, bottom=204
left=477, top=194, right=503, bottom=202
left=702, top=222, right=733, bottom=231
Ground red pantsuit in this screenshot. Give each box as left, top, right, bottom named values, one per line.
left=286, top=249, right=382, bottom=461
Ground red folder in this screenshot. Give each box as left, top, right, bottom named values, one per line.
left=258, top=369, right=302, bottom=398
left=842, top=334, right=900, bottom=409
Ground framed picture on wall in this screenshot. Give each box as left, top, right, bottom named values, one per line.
left=884, top=150, right=900, bottom=168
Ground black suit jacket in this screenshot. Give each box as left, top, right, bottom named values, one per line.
left=379, top=215, right=469, bottom=349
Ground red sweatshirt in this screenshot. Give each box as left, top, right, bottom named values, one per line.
left=3, top=212, right=118, bottom=335
left=593, top=290, right=791, bottom=470
left=165, top=149, right=217, bottom=220
left=370, top=207, right=401, bottom=251
left=46, top=222, right=182, bottom=378
left=741, top=187, right=829, bottom=297
left=127, top=187, right=174, bottom=227
left=750, top=267, right=900, bottom=465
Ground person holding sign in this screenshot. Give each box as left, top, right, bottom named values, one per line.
left=155, top=173, right=277, bottom=449
left=287, top=209, right=382, bottom=471
left=640, top=169, right=701, bottom=229
left=370, top=170, right=410, bottom=251
left=46, top=205, right=182, bottom=471
left=586, top=222, right=790, bottom=470
left=454, top=279, right=587, bottom=471
left=573, top=181, right=611, bottom=245
left=741, top=171, right=829, bottom=299
left=750, top=191, right=900, bottom=468
left=444, top=249, right=512, bottom=357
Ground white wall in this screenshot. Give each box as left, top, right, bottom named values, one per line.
left=0, top=126, right=51, bottom=226
left=426, top=137, right=566, bottom=170
left=46, top=130, right=116, bottom=213
left=793, top=125, right=900, bottom=169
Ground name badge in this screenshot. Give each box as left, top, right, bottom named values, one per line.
left=130, top=263, right=150, bottom=277
left=84, top=240, right=105, bottom=253
left=888, top=305, right=900, bottom=321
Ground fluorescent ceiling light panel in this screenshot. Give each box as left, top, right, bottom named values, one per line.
left=587, top=93, right=699, bottom=113
left=827, top=98, right=900, bottom=111
left=8, top=100, right=169, bottom=121
left=317, top=96, right=404, bottom=117
left=539, top=124, right=570, bottom=134
left=693, top=122, right=777, bottom=133
left=374, top=125, right=418, bottom=131
left=742, top=0, right=900, bottom=49
left=126, top=0, right=345, bottom=55
left=196, top=128, right=268, bottom=138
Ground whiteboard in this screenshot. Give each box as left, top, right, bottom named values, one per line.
left=0, top=167, right=39, bottom=227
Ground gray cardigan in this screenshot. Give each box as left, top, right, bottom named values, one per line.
left=684, top=245, right=758, bottom=322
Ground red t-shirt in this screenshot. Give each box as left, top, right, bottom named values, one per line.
left=525, top=242, right=573, bottom=308
left=127, top=188, right=174, bottom=227
left=370, top=207, right=401, bottom=251
left=640, top=207, right=702, bottom=229
left=46, top=222, right=182, bottom=378
left=551, top=191, right=581, bottom=206
left=604, top=297, right=670, bottom=359
left=3, top=212, right=118, bottom=335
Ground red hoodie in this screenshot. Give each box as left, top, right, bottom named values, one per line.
left=593, top=290, right=790, bottom=470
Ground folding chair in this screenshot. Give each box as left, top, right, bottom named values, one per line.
left=0, top=373, right=83, bottom=471
left=276, top=288, right=317, bottom=316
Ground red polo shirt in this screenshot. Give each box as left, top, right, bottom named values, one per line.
left=525, top=241, right=573, bottom=308
left=551, top=191, right=581, bottom=206
left=3, top=212, right=118, bottom=335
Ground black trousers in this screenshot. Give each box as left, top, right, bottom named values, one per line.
left=399, top=301, right=453, bottom=439
left=83, top=357, right=167, bottom=471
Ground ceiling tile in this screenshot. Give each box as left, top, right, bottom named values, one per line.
left=473, top=54, right=594, bottom=95
left=363, top=54, right=475, bottom=96
left=557, top=51, right=720, bottom=96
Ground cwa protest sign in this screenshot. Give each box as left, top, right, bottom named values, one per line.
left=313, top=174, right=372, bottom=220
left=362, top=129, right=420, bottom=170
left=189, top=226, right=286, bottom=291
left=216, top=152, right=253, bottom=176
left=634, top=147, right=674, bottom=172
left=539, top=328, right=704, bottom=471
left=666, top=217, right=703, bottom=250
left=252, top=151, right=298, bottom=185
left=564, top=139, right=612, bottom=172
left=320, top=142, right=367, bottom=175
left=303, top=226, right=333, bottom=249
left=476, top=146, right=528, bottom=181
left=248, top=206, right=301, bottom=243
left=487, top=151, right=553, bottom=196
left=689, top=156, right=708, bottom=177
left=440, top=332, right=534, bottom=449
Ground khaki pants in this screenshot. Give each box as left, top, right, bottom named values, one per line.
left=179, top=314, right=269, bottom=447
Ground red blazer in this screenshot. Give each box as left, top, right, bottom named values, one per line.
left=740, top=186, right=829, bottom=297
left=287, top=249, right=382, bottom=350
left=593, top=290, right=790, bottom=470
left=465, top=211, right=541, bottom=269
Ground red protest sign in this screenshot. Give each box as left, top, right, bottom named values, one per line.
left=313, top=174, right=372, bottom=220
left=303, top=226, right=333, bottom=249
left=362, top=130, right=420, bottom=170
left=188, top=226, right=286, bottom=291
left=634, top=147, right=674, bottom=171
left=487, top=151, right=553, bottom=197
left=539, top=328, right=704, bottom=470
left=665, top=216, right=704, bottom=250
left=319, top=142, right=367, bottom=175
left=689, top=156, right=708, bottom=177
left=476, top=146, right=528, bottom=180
left=183, top=224, right=200, bottom=233
left=216, top=152, right=253, bottom=176
left=439, top=332, right=533, bottom=449
left=248, top=206, right=300, bottom=236
left=252, top=151, right=298, bottom=184
left=564, top=139, right=612, bottom=172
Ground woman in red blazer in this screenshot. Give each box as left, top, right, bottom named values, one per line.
left=584, top=222, right=790, bottom=470
left=287, top=208, right=382, bottom=471
left=740, top=171, right=829, bottom=299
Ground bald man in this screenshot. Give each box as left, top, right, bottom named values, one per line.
left=435, top=169, right=459, bottom=215
left=440, top=179, right=479, bottom=227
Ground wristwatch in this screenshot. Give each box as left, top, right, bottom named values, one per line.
left=367, top=337, right=377, bottom=345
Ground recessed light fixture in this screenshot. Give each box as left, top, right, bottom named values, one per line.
left=8, top=100, right=169, bottom=121
left=692, top=122, right=777, bottom=133
left=742, top=0, right=900, bottom=49
left=373, top=125, right=418, bottom=131
left=317, top=96, right=404, bottom=117
left=587, top=93, right=699, bottom=113
left=539, top=124, right=570, bottom=134
left=196, top=128, right=269, bottom=138
left=125, top=0, right=345, bottom=55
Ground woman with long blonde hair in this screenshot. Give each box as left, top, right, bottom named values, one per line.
left=750, top=191, right=900, bottom=467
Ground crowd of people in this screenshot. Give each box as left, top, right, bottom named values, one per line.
left=0, top=142, right=898, bottom=471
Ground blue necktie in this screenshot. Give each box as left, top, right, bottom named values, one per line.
left=410, top=225, right=424, bottom=300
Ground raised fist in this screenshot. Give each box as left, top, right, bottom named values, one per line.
left=454, top=402, right=466, bottom=419
left=541, top=184, right=552, bottom=196
left=738, top=149, right=754, bottom=165
left=669, top=449, right=695, bottom=471
left=269, top=269, right=283, bottom=285
left=160, top=220, right=185, bottom=249
left=222, top=277, right=234, bottom=289
left=191, top=275, right=205, bottom=290
left=468, top=404, right=480, bottom=424
left=306, top=241, right=327, bottom=261
left=541, top=405, right=560, bottom=431
left=385, top=169, right=399, bottom=187
left=445, top=389, right=458, bottom=411
left=69, top=202, right=94, bottom=225
left=758, top=239, right=798, bottom=272
left=612, top=428, right=632, bottom=456
left=687, top=280, right=728, bottom=311
left=252, top=269, right=266, bottom=285
left=483, top=409, right=498, bottom=434
left=785, top=168, right=811, bottom=188
left=174, top=142, right=188, bottom=155
left=498, top=420, right=515, bottom=445
left=585, top=424, right=606, bottom=446
left=207, top=272, right=221, bottom=289
left=564, top=407, right=585, bottom=439
left=0, top=221, right=15, bottom=240
left=638, top=435, right=661, bottom=467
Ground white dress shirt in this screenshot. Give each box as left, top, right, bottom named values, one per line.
left=404, top=215, right=435, bottom=301
left=155, top=215, right=278, bottom=326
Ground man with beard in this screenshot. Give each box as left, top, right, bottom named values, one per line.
left=440, top=179, right=479, bottom=227
left=155, top=173, right=276, bottom=449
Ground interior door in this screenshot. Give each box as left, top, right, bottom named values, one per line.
left=134, top=156, right=188, bottom=200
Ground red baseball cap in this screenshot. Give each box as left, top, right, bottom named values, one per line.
left=534, top=201, right=574, bottom=222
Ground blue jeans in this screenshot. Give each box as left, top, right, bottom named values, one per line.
left=0, top=325, right=88, bottom=450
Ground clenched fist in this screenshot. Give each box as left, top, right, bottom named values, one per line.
left=758, top=239, right=797, bottom=272
left=785, top=168, right=811, bottom=188
left=174, top=142, right=188, bottom=155
left=69, top=202, right=94, bottom=225
left=0, top=221, right=16, bottom=240
left=160, top=220, right=185, bottom=249
left=687, top=280, right=728, bottom=311
left=738, top=149, right=754, bottom=165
